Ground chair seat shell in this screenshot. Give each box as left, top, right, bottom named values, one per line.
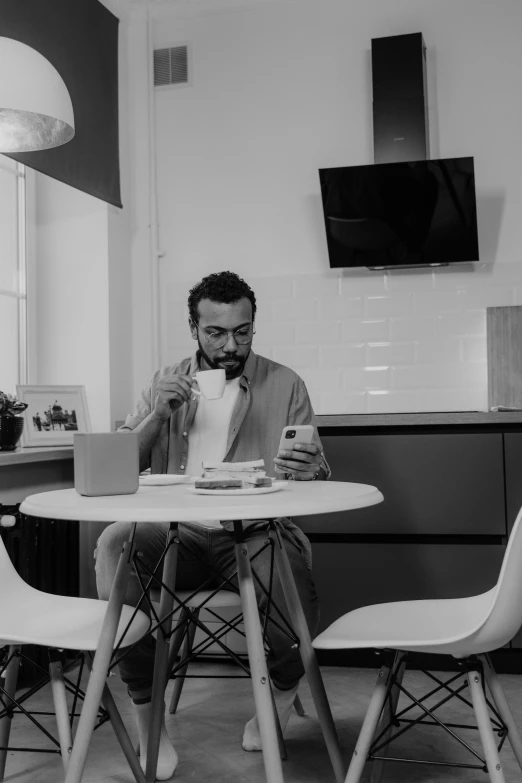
left=313, top=588, right=498, bottom=657
left=0, top=540, right=150, bottom=651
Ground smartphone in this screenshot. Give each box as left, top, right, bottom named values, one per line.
left=278, top=424, right=315, bottom=455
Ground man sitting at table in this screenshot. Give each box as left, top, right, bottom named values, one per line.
left=94, top=270, right=329, bottom=779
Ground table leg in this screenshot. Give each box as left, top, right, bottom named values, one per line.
left=82, top=654, right=146, bottom=783
left=65, top=526, right=137, bottom=783
left=145, top=523, right=179, bottom=783
left=234, top=522, right=285, bottom=783
left=270, top=525, right=345, bottom=783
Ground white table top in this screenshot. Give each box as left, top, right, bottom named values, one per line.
left=19, top=481, right=383, bottom=523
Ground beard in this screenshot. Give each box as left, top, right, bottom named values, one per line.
left=197, top=338, right=249, bottom=380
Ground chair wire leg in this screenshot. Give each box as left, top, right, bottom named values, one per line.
left=467, top=666, right=506, bottom=783
left=0, top=644, right=21, bottom=781
left=169, top=611, right=199, bottom=715
left=345, top=658, right=394, bottom=783
left=49, top=651, right=73, bottom=774
left=481, top=654, right=522, bottom=772
left=369, top=652, right=406, bottom=783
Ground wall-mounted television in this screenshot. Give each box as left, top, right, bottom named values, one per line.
left=318, top=156, right=479, bottom=269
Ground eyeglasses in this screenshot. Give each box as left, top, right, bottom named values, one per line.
left=198, top=325, right=255, bottom=349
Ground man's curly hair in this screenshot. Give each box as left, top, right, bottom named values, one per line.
left=188, top=271, right=257, bottom=323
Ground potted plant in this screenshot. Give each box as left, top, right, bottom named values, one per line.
left=0, top=392, right=28, bottom=451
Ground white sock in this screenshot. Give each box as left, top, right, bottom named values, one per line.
left=242, top=683, right=299, bottom=752
left=134, top=701, right=178, bottom=780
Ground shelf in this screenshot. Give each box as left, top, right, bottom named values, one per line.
left=0, top=446, right=74, bottom=467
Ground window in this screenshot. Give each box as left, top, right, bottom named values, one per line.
left=0, top=157, right=27, bottom=393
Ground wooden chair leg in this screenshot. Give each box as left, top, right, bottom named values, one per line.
left=345, top=659, right=395, bottom=783
left=169, top=610, right=199, bottom=714
left=293, top=694, right=305, bottom=717
left=49, top=652, right=73, bottom=774
left=481, top=654, right=522, bottom=772
left=166, top=607, right=189, bottom=691
left=370, top=652, right=406, bottom=783
left=100, top=681, right=146, bottom=783
left=81, top=654, right=145, bottom=783
left=146, top=526, right=179, bottom=783
left=467, top=667, right=506, bottom=783
left=0, top=645, right=21, bottom=782
left=269, top=681, right=289, bottom=761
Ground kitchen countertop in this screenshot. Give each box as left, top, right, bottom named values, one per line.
left=316, top=411, right=522, bottom=427
left=2, top=411, right=522, bottom=467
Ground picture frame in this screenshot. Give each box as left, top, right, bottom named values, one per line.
left=16, top=385, right=91, bottom=447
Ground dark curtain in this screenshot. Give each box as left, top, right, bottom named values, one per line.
left=1, top=0, right=121, bottom=208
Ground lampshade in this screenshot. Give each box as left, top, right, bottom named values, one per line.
left=0, top=37, right=74, bottom=153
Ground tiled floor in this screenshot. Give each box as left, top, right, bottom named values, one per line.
left=3, top=661, right=522, bottom=782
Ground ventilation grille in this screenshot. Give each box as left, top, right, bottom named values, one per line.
left=154, top=45, right=189, bottom=87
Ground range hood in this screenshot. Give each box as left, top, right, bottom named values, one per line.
left=371, top=32, right=430, bottom=163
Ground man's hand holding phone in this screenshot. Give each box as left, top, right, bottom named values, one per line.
left=274, top=425, right=322, bottom=481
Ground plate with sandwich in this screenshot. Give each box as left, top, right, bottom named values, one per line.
left=187, top=459, right=287, bottom=496
left=140, top=474, right=197, bottom=486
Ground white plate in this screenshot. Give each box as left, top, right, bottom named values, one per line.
left=139, top=474, right=196, bottom=486
left=186, top=481, right=288, bottom=497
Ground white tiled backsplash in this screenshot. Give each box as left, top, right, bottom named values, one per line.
left=160, top=265, right=522, bottom=415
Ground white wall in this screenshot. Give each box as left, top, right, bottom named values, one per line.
left=141, top=0, right=522, bottom=414
left=33, top=174, right=112, bottom=431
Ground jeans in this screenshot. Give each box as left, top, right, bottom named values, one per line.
left=94, top=521, right=320, bottom=704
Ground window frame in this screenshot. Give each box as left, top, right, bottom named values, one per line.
left=0, top=158, right=28, bottom=387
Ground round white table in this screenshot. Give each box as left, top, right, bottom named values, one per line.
left=21, top=480, right=383, bottom=783
left=20, top=480, right=383, bottom=523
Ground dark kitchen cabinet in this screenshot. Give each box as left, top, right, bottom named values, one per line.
left=298, top=432, right=506, bottom=536
left=300, top=415, right=522, bottom=663
left=311, top=542, right=505, bottom=633
left=503, top=432, right=522, bottom=647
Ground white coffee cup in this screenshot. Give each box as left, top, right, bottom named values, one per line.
left=192, top=369, right=226, bottom=400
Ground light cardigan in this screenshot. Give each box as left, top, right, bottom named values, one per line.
left=120, top=350, right=330, bottom=567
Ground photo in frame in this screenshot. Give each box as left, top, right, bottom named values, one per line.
left=16, top=385, right=91, bottom=447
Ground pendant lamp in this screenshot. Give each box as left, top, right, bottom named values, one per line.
left=0, top=37, right=74, bottom=153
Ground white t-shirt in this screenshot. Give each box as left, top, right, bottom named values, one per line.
left=184, top=377, right=241, bottom=479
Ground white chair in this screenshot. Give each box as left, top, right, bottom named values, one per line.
left=165, top=589, right=247, bottom=713
left=164, top=588, right=304, bottom=717
left=313, top=506, right=522, bottom=783
left=147, top=586, right=305, bottom=759
left=0, top=536, right=150, bottom=782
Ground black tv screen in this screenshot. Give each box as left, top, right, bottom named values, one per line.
left=319, top=157, right=479, bottom=269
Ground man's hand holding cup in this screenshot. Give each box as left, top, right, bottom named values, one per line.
left=153, top=368, right=226, bottom=422
left=152, top=373, right=196, bottom=421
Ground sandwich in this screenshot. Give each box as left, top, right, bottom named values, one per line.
left=195, top=459, right=273, bottom=489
